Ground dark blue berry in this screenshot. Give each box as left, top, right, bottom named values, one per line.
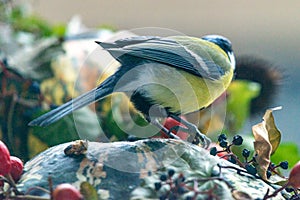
left=210, top=147, right=217, bottom=156
left=218, top=133, right=227, bottom=142
left=228, top=156, right=236, bottom=164
left=29, top=81, right=41, bottom=94
left=242, top=149, right=250, bottom=158
left=177, top=186, right=186, bottom=194
left=245, top=164, right=257, bottom=176
left=232, top=135, right=243, bottom=146
left=50, top=104, right=58, bottom=110
left=127, top=135, right=139, bottom=142
left=168, top=169, right=175, bottom=177
left=269, top=163, right=276, bottom=169
left=279, top=161, right=289, bottom=170
left=175, top=175, right=185, bottom=186
left=169, top=194, right=177, bottom=200
left=160, top=174, right=168, bottom=181
left=266, top=170, right=272, bottom=179
left=285, top=187, right=294, bottom=193
left=219, top=140, right=228, bottom=148
left=159, top=194, right=167, bottom=200
left=154, top=182, right=162, bottom=191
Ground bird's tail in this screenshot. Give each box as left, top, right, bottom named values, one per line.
left=28, top=76, right=116, bottom=127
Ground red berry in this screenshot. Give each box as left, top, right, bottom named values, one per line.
left=10, top=156, right=23, bottom=182
left=0, top=141, right=11, bottom=175
left=161, top=117, right=188, bottom=140
left=288, top=161, right=300, bottom=189
left=53, top=183, right=83, bottom=200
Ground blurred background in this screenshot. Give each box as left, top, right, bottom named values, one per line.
left=29, top=0, right=300, bottom=144
left=0, top=0, right=299, bottom=162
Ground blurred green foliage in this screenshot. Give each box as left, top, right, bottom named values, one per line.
left=1, top=2, right=65, bottom=38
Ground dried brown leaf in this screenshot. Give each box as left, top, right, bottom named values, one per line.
left=263, top=107, right=281, bottom=154
left=252, top=123, right=272, bottom=180
left=252, top=107, right=282, bottom=180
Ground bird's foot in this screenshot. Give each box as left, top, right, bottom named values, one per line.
left=169, top=124, right=211, bottom=148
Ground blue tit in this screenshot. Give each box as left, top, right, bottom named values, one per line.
left=29, top=35, right=235, bottom=147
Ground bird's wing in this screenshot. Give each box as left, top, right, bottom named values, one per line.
left=96, top=36, right=225, bottom=80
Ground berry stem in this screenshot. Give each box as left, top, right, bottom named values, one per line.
left=262, top=182, right=289, bottom=200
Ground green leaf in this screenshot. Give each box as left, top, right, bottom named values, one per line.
left=271, top=143, right=300, bottom=169
left=31, top=107, right=103, bottom=146
left=80, top=181, right=99, bottom=200
left=227, top=80, right=261, bottom=132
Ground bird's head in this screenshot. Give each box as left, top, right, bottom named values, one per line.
left=202, top=35, right=235, bottom=69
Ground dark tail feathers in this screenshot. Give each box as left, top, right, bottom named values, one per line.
left=28, top=77, right=115, bottom=127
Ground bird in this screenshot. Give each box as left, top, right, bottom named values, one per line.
left=28, top=34, right=235, bottom=147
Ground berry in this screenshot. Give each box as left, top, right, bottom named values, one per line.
left=228, top=156, right=236, bottom=164
left=288, top=161, right=300, bottom=189
left=186, top=196, right=193, bottom=200
left=285, top=187, right=294, bottom=193
left=242, top=149, right=250, bottom=158
left=154, top=182, right=162, bottom=191
left=168, top=169, right=175, bottom=177
left=210, top=147, right=217, bottom=156
left=177, top=186, right=186, bottom=194
left=266, top=170, right=272, bottom=179
left=160, top=174, right=168, bottom=182
left=50, top=104, right=59, bottom=110
left=232, top=135, right=243, bottom=146
left=159, top=194, right=167, bottom=200
left=0, top=141, right=11, bottom=175
left=175, top=174, right=186, bottom=186
left=219, top=140, right=228, bottom=148
left=10, top=156, right=23, bottom=182
left=279, top=161, right=289, bottom=170
left=53, top=183, right=83, bottom=200
left=29, top=81, right=41, bottom=94
left=245, top=164, right=257, bottom=176
left=218, top=133, right=227, bottom=142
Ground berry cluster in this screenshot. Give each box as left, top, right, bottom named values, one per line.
left=153, top=168, right=229, bottom=200
left=209, top=134, right=300, bottom=199
left=154, top=169, right=188, bottom=200
left=210, top=134, right=244, bottom=165
left=0, top=140, right=23, bottom=197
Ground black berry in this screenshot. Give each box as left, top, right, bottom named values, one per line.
left=218, top=133, right=227, bottom=142
left=232, top=135, right=243, bottom=146
left=168, top=169, right=175, bottom=177
left=285, top=187, right=294, bottom=193
left=242, top=149, right=250, bottom=158
left=228, top=156, right=236, bottom=164
left=266, top=170, right=272, bottom=179
left=245, top=164, right=257, bottom=176
left=177, top=186, right=186, bottom=194
left=159, top=194, right=167, bottom=200
left=279, top=161, right=289, bottom=170
left=210, top=147, right=217, bottom=156
left=29, top=81, right=41, bottom=94
left=160, top=174, right=168, bottom=182
left=219, top=140, right=228, bottom=148
left=154, top=182, right=162, bottom=191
